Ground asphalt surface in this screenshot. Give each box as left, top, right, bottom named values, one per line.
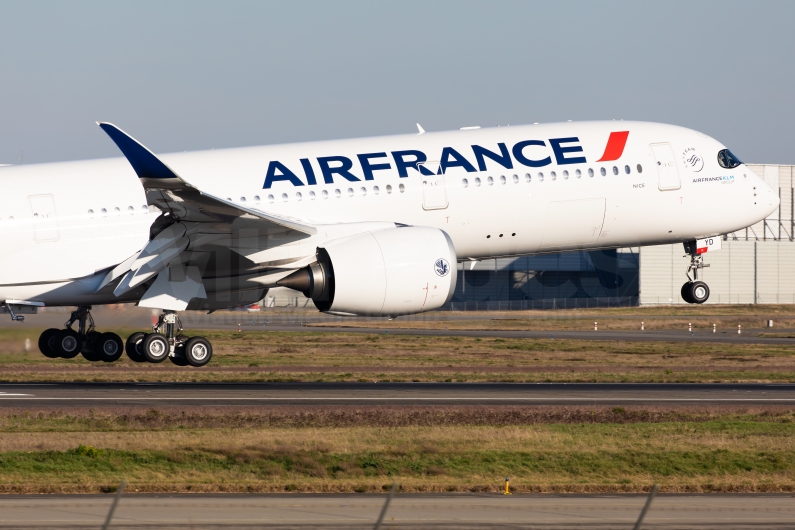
left=1, top=493, right=793, bottom=529
left=1, top=382, right=794, bottom=407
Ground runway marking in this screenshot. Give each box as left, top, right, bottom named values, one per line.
left=1, top=397, right=795, bottom=402
left=0, top=392, right=32, bottom=396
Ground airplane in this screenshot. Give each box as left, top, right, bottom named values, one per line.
left=0, top=120, right=778, bottom=366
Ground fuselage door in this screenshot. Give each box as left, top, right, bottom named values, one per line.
left=28, top=195, right=59, bottom=242
left=419, top=161, right=448, bottom=210
left=651, top=143, right=681, bottom=191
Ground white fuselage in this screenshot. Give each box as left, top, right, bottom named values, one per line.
left=0, top=121, right=778, bottom=307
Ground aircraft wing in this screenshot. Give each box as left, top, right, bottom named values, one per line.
left=98, top=122, right=316, bottom=235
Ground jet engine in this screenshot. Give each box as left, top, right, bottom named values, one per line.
left=278, top=226, right=457, bottom=316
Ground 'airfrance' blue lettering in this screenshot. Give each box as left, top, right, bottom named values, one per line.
left=549, top=137, right=587, bottom=165
left=512, top=140, right=552, bottom=168
left=391, top=150, right=428, bottom=178
left=471, top=143, right=513, bottom=171
left=264, top=161, right=304, bottom=189
left=440, top=147, right=477, bottom=174
left=357, top=152, right=391, bottom=181
left=317, top=156, right=361, bottom=183
left=300, top=158, right=317, bottom=185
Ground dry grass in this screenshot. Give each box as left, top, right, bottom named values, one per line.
left=0, top=406, right=793, bottom=493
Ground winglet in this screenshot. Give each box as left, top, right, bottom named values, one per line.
left=97, top=122, right=180, bottom=180
left=416, top=123, right=425, bottom=135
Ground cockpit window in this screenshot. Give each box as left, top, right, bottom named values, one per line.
left=717, top=149, right=742, bottom=169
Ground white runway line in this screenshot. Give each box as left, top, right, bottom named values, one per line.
left=1, top=397, right=794, bottom=401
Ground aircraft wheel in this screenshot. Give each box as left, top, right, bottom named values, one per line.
left=681, top=282, right=694, bottom=304
left=95, top=332, right=124, bottom=363
left=38, top=328, right=61, bottom=358
left=125, top=332, right=147, bottom=363
left=81, top=331, right=101, bottom=362
left=169, top=355, right=189, bottom=366
left=54, top=329, right=81, bottom=358
left=141, top=333, right=169, bottom=363
left=689, top=281, right=710, bottom=304
left=184, top=336, right=213, bottom=367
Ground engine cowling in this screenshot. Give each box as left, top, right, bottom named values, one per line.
left=278, top=226, right=457, bottom=316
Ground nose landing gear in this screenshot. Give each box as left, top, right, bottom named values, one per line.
left=37, top=306, right=124, bottom=362
left=681, top=241, right=710, bottom=304
left=127, top=310, right=213, bottom=367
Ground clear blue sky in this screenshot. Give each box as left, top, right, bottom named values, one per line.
left=1, top=0, right=793, bottom=164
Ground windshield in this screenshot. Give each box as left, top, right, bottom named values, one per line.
left=717, top=149, right=742, bottom=169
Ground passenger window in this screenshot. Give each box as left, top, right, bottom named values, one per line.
left=637, top=164, right=643, bottom=173
left=360, top=187, right=366, bottom=196
left=322, top=190, right=329, bottom=199
left=334, top=189, right=341, bottom=198
left=588, top=168, right=594, bottom=177
left=487, top=176, right=494, bottom=186
left=127, top=206, right=134, bottom=214
left=399, top=183, right=405, bottom=193
left=347, top=188, right=354, bottom=197
left=141, top=205, right=148, bottom=212
left=240, top=197, right=246, bottom=203
left=611, top=166, right=617, bottom=175
left=512, top=174, right=519, bottom=183
left=717, top=149, right=742, bottom=169
left=624, top=165, right=630, bottom=174
left=254, top=195, right=261, bottom=204
left=296, top=192, right=302, bottom=201
left=538, top=172, right=544, bottom=182
left=550, top=171, right=557, bottom=181
left=386, top=185, right=393, bottom=194
left=500, top=175, right=506, bottom=184
left=563, top=170, right=569, bottom=180
left=113, top=207, right=120, bottom=215
left=309, top=191, right=315, bottom=200
left=575, top=169, right=582, bottom=178
left=268, top=194, right=275, bottom=203
left=281, top=193, right=289, bottom=202
left=525, top=173, right=531, bottom=182
left=475, top=177, right=481, bottom=187
left=101, top=208, right=107, bottom=216
left=462, top=178, right=469, bottom=188
left=88, top=209, right=94, bottom=217
left=600, top=167, right=607, bottom=176
left=373, top=186, right=380, bottom=195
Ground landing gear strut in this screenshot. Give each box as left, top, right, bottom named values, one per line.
left=681, top=241, right=710, bottom=304
left=127, top=310, right=213, bottom=367
left=37, top=306, right=124, bottom=362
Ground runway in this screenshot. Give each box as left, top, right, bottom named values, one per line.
left=1, top=493, right=793, bottom=529
left=1, top=382, right=794, bottom=407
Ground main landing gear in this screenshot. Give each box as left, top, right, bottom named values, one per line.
left=681, top=241, right=710, bottom=304
left=38, top=306, right=124, bottom=362
left=125, top=310, right=213, bottom=367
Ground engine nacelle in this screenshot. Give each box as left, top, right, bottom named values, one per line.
left=278, top=226, right=457, bottom=316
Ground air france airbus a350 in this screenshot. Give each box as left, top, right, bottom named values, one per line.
left=0, top=121, right=777, bottom=366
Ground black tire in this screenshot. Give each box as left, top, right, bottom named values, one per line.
left=169, top=355, right=189, bottom=366
left=689, top=281, right=710, bottom=304
left=125, top=332, right=147, bottom=362
left=54, top=329, right=81, bottom=358
left=95, top=332, right=124, bottom=363
left=184, top=336, right=213, bottom=367
left=80, top=331, right=102, bottom=362
left=38, top=328, right=61, bottom=358
left=141, top=332, right=169, bottom=363
left=681, top=282, right=694, bottom=304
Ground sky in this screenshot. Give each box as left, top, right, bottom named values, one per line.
left=0, top=0, right=793, bottom=165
